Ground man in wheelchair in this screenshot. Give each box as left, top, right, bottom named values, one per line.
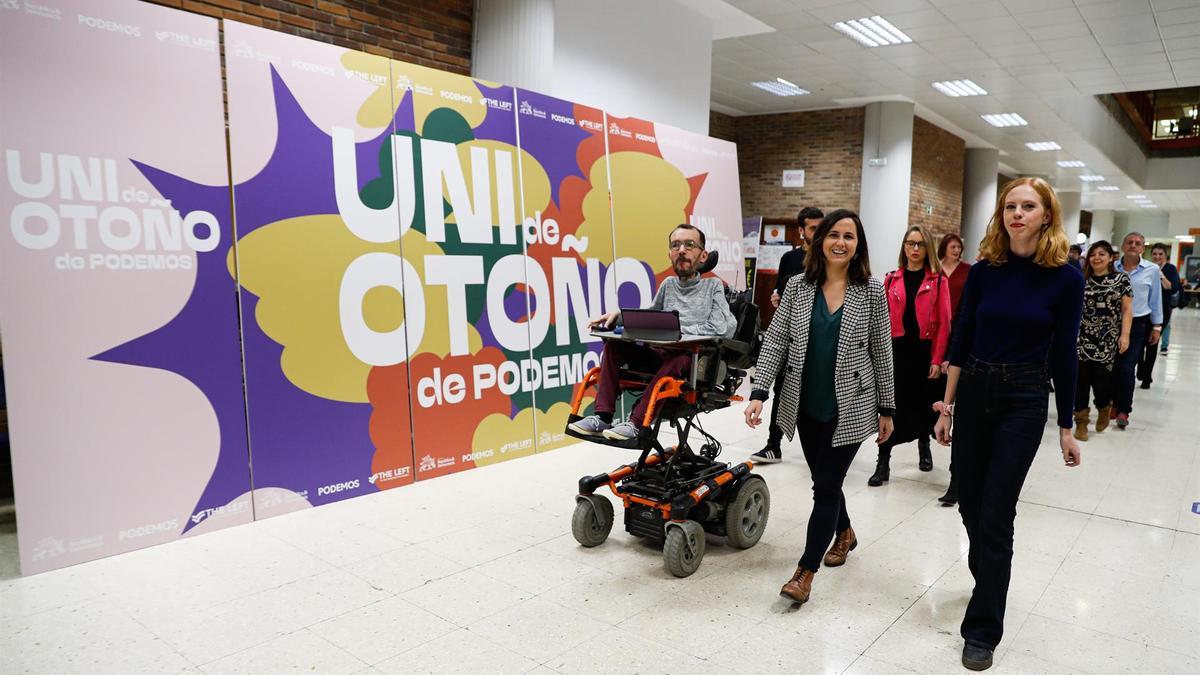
left=568, top=223, right=737, bottom=441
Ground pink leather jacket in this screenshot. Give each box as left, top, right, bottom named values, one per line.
left=884, top=268, right=952, bottom=365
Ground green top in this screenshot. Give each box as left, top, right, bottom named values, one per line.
left=799, top=288, right=842, bottom=422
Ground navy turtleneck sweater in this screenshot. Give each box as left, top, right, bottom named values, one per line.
left=948, top=254, right=1084, bottom=428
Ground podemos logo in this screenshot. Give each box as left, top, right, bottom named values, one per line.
left=317, top=479, right=360, bottom=496
left=77, top=14, right=140, bottom=36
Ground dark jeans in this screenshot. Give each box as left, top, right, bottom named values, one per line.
left=796, top=412, right=861, bottom=572
left=953, top=358, right=1049, bottom=649
left=1074, top=360, right=1114, bottom=411
left=594, top=341, right=691, bottom=427
left=1113, top=315, right=1151, bottom=415
left=766, top=376, right=785, bottom=447
left=1138, top=304, right=1171, bottom=382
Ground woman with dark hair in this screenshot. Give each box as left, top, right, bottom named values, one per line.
left=936, top=232, right=971, bottom=505
left=1073, top=240, right=1131, bottom=440
left=933, top=177, right=1083, bottom=671
left=744, top=209, right=895, bottom=605
left=868, top=225, right=950, bottom=486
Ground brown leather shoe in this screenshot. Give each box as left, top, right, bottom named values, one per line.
left=780, top=565, right=814, bottom=604
left=1095, top=405, right=1112, bottom=432
left=823, top=526, right=858, bottom=567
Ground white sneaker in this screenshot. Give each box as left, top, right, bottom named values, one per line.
left=568, top=415, right=611, bottom=436
left=602, top=421, right=640, bottom=441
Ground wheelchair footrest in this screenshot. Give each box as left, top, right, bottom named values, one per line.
left=564, top=415, right=644, bottom=450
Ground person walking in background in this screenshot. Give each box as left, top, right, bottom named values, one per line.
left=936, top=233, right=970, bottom=505
left=744, top=210, right=894, bottom=605
left=1073, top=240, right=1131, bottom=441
left=868, top=225, right=950, bottom=487
left=932, top=177, right=1083, bottom=671
left=754, top=206, right=824, bottom=464
left=1068, top=244, right=1085, bottom=271
left=1150, top=242, right=1182, bottom=358
left=1112, top=232, right=1162, bottom=429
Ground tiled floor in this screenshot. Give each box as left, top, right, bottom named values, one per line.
left=2, top=310, right=1198, bottom=674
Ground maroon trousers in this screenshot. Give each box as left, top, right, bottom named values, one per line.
left=593, top=341, right=692, bottom=428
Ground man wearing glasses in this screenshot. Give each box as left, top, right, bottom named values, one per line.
left=569, top=224, right=737, bottom=441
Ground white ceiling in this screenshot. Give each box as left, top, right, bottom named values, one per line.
left=697, top=0, right=1200, bottom=216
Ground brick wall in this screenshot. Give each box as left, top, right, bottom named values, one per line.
left=709, top=110, right=737, bottom=143
left=909, top=117, right=965, bottom=238
left=144, top=0, right=473, bottom=74
left=725, top=108, right=865, bottom=219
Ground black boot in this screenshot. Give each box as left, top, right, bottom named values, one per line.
left=918, top=436, right=933, bottom=472
left=868, top=449, right=890, bottom=487
left=938, top=477, right=957, bottom=506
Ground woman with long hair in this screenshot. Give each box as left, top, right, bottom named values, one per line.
left=1073, top=240, right=1131, bottom=440
left=868, top=225, right=950, bottom=486
left=933, top=177, right=1083, bottom=671
left=744, top=209, right=894, bottom=605
left=936, top=232, right=971, bottom=505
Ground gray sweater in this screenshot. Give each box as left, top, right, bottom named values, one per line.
left=648, top=276, right=737, bottom=337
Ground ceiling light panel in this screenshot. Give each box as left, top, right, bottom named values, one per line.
left=1079, top=175, right=1105, bottom=181
left=1097, top=186, right=1120, bottom=191
left=932, top=79, right=987, bottom=97
left=1057, top=160, right=1086, bottom=167
left=1025, top=141, right=1062, bottom=151
left=750, top=78, right=810, bottom=96
left=981, top=113, right=1028, bottom=127
left=833, top=16, right=913, bottom=47
left=1126, top=195, right=1146, bottom=200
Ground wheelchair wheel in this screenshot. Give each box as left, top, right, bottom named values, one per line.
left=725, top=476, right=770, bottom=549
left=663, top=521, right=705, bottom=577
left=571, top=495, right=614, bottom=547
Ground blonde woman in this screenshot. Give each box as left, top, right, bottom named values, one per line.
left=933, top=178, right=1083, bottom=671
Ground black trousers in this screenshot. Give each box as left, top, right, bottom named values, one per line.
left=796, top=412, right=861, bottom=572
left=1073, top=360, right=1114, bottom=411
left=766, top=376, right=785, bottom=447
left=1114, top=315, right=1151, bottom=415
left=1138, top=303, right=1171, bottom=383
left=952, top=358, right=1049, bottom=649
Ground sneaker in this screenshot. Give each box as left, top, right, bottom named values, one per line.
left=602, top=421, right=640, bottom=441
left=962, top=643, right=994, bottom=671
left=1115, top=412, right=1129, bottom=430
left=568, top=415, right=610, bottom=436
left=752, top=446, right=782, bottom=464
left=1160, top=347, right=1169, bottom=354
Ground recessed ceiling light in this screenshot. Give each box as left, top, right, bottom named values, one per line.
left=1140, top=204, right=1158, bottom=208
left=1057, top=160, right=1086, bottom=168
left=1176, top=235, right=1195, bottom=242
left=1097, top=186, right=1120, bottom=191
left=833, top=16, right=913, bottom=47
left=932, top=79, right=987, bottom=97
left=1126, top=195, right=1147, bottom=199
left=1079, top=175, right=1105, bottom=181
left=1025, top=141, right=1061, bottom=151
left=751, top=78, right=810, bottom=96
left=981, top=113, right=1028, bottom=127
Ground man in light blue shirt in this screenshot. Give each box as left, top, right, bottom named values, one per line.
left=1111, top=232, right=1162, bottom=429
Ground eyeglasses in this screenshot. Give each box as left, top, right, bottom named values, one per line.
left=669, top=240, right=701, bottom=251
left=904, top=241, right=926, bottom=249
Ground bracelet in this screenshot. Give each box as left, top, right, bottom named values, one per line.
left=934, top=401, right=954, bottom=416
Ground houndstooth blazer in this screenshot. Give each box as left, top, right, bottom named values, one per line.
left=751, top=275, right=896, bottom=447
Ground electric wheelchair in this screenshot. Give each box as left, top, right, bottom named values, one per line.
left=564, top=252, right=771, bottom=578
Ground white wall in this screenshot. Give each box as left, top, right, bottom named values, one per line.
left=473, top=0, right=555, bottom=93
left=550, top=0, right=712, bottom=134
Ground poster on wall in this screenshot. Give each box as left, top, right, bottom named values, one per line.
left=224, top=22, right=414, bottom=517
left=514, top=90, right=611, bottom=453
left=0, top=0, right=249, bottom=574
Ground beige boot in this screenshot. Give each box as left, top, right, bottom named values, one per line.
left=1095, top=405, right=1112, bottom=432
left=1073, top=409, right=1090, bottom=441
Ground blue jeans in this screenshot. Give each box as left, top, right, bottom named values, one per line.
left=953, top=358, right=1049, bottom=649
left=1113, top=315, right=1151, bottom=415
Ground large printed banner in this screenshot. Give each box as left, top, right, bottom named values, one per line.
left=0, top=3, right=743, bottom=574
left=0, top=0, right=249, bottom=574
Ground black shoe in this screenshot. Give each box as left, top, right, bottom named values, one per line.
left=938, top=483, right=957, bottom=506
left=962, top=643, right=993, bottom=671
left=1140, top=380, right=1151, bottom=389
left=752, top=446, right=782, bottom=464
left=868, top=459, right=889, bottom=487
left=918, top=438, right=933, bottom=472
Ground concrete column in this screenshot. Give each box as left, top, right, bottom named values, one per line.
left=859, top=101, right=914, bottom=274
left=1090, top=210, right=1115, bottom=246
left=1059, top=190, right=1082, bottom=246
left=472, top=0, right=555, bottom=93
left=962, top=148, right=999, bottom=261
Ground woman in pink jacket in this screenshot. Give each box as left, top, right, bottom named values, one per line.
left=869, top=225, right=952, bottom=486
